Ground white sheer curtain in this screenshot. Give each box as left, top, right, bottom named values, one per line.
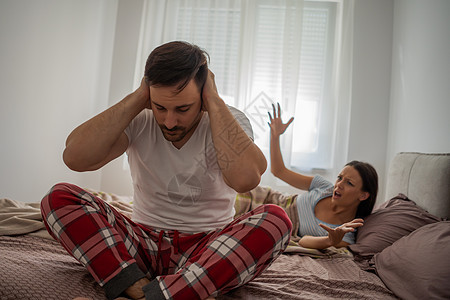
left=330, top=0, right=354, bottom=178
left=134, top=0, right=354, bottom=185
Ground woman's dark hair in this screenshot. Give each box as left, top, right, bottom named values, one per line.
left=345, top=160, right=378, bottom=218
left=144, top=41, right=209, bottom=93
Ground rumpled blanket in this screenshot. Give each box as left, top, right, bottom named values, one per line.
left=1, top=187, right=352, bottom=258
left=0, top=190, right=133, bottom=237
left=0, top=235, right=395, bottom=300
left=1, top=189, right=396, bottom=300
left=0, top=198, right=44, bottom=235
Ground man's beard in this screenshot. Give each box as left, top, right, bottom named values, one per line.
left=161, top=126, right=189, bottom=142
left=159, top=111, right=203, bottom=143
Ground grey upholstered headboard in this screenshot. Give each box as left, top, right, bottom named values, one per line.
left=385, top=152, right=450, bottom=219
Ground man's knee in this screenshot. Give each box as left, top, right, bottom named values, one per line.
left=243, top=204, right=293, bottom=252
left=41, top=182, right=77, bottom=214
left=40, top=182, right=94, bottom=229
left=263, top=204, right=293, bottom=233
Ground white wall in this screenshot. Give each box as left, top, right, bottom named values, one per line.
left=99, top=0, right=144, bottom=196
left=386, top=0, right=450, bottom=166
left=347, top=0, right=450, bottom=202
left=0, top=0, right=118, bottom=202
left=348, top=0, right=393, bottom=203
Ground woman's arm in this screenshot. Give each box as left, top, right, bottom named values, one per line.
left=268, top=103, right=313, bottom=190
left=203, top=70, right=267, bottom=193
left=298, top=235, right=344, bottom=249
left=298, top=219, right=364, bottom=249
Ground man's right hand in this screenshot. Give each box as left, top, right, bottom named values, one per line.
left=135, top=77, right=151, bottom=109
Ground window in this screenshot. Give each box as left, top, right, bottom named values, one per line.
left=292, top=2, right=337, bottom=169
left=137, top=0, right=345, bottom=172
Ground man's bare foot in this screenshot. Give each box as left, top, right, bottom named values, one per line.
left=124, top=277, right=151, bottom=299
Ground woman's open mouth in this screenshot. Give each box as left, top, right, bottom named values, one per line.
left=333, top=190, right=342, bottom=198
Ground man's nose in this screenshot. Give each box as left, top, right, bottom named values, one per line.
left=164, top=111, right=178, bottom=129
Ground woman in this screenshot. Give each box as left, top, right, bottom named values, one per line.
left=268, top=103, right=378, bottom=249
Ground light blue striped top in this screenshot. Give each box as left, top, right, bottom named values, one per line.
left=296, top=175, right=355, bottom=244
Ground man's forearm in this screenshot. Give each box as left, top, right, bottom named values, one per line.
left=207, top=97, right=267, bottom=192
left=63, top=90, right=148, bottom=171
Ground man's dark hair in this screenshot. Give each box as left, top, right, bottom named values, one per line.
left=144, top=41, right=209, bottom=93
left=345, top=160, right=378, bottom=218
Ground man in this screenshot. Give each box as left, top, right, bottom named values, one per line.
left=41, top=41, right=292, bottom=300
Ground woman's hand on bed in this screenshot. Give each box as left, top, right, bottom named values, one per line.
left=320, top=218, right=364, bottom=247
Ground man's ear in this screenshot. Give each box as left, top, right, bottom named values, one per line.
left=201, top=97, right=206, bottom=111
left=199, top=84, right=206, bottom=111
left=145, top=94, right=152, bottom=110
left=146, top=84, right=153, bottom=110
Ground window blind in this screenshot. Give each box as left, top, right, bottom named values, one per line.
left=173, top=0, right=338, bottom=170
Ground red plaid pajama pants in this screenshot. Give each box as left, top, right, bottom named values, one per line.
left=41, top=183, right=292, bottom=300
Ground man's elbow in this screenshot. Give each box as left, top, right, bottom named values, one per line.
left=63, top=148, right=97, bottom=172
left=63, top=149, right=83, bottom=172
left=230, top=164, right=266, bottom=193
left=232, top=175, right=261, bottom=193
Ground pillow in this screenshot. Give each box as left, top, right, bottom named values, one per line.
left=348, top=194, right=441, bottom=257
left=374, top=221, right=450, bottom=300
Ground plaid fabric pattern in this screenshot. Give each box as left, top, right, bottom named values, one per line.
left=235, top=186, right=301, bottom=241
left=41, top=183, right=292, bottom=300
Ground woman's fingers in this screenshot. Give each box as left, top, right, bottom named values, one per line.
left=345, top=219, right=364, bottom=227
left=319, top=223, right=332, bottom=232
left=286, top=116, right=294, bottom=127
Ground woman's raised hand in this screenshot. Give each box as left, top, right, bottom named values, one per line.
left=268, top=103, right=294, bottom=138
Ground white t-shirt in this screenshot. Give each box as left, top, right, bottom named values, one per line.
left=124, top=107, right=253, bottom=233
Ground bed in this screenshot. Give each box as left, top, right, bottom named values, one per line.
left=1, top=152, right=449, bottom=300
